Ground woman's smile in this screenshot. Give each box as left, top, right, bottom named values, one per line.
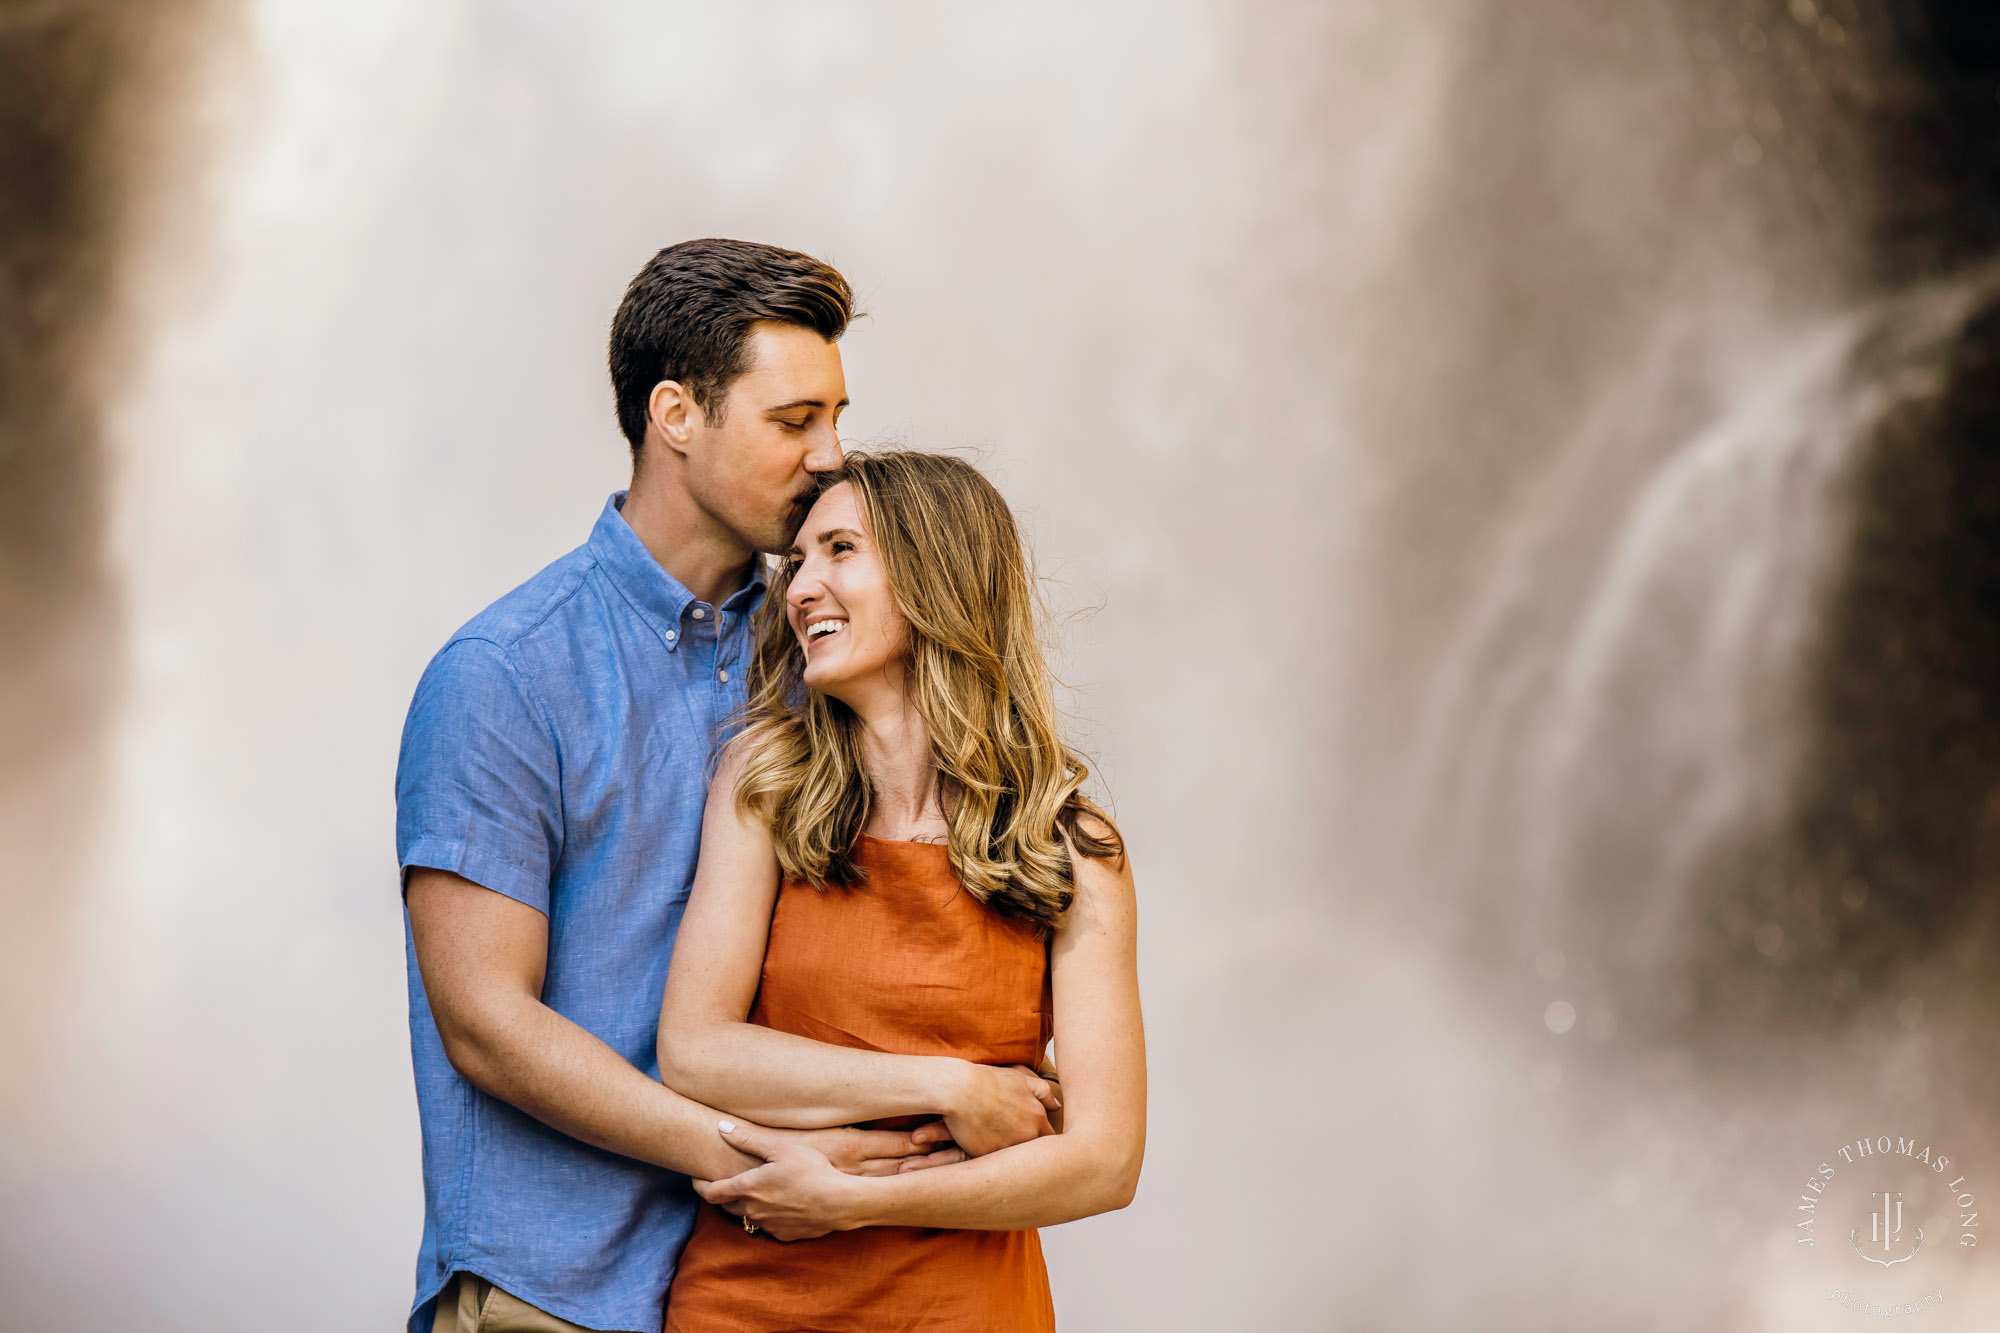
left=802, top=614, right=848, bottom=651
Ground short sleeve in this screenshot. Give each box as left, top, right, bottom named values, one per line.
left=395, top=637, right=562, bottom=914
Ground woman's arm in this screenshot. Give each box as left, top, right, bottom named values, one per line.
left=695, top=834, right=1146, bottom=1235
left=657, top=744, right=1060, bottom=1155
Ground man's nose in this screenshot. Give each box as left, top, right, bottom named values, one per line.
left=803, top=421, right=844, bottom=473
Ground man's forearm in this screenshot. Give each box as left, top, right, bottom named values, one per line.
left=450, top=994, right=759, bottom=1181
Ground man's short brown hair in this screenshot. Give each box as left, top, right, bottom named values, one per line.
left=608, top=239, right=854, bottom=453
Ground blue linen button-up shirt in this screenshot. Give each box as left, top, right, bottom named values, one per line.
left=395, top=492, right=763, bottom=1333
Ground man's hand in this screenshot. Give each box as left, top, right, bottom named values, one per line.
left=933, top=1062, right=1060, bottom=1157
left=694, top=1120, right=866, bottom=1241
left=772, top=1124, right=966, bottom=1178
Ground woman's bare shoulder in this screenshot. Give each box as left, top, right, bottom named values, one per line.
left=1060, top=812, right=1135, bottom=925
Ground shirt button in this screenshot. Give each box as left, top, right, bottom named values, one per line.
left=691, top=607, right=706, bottom=620
left=666, top=630, right=677, bottom=642
left=718, top=668, right=730, bottom=684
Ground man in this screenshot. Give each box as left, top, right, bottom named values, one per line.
left=396, top=240, right=1051, bottom=1333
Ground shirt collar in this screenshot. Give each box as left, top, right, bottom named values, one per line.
left=588, top=491, right=767, bottom=651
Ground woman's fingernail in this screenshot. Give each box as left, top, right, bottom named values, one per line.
left=718, top=1120, right=736, bottom=1134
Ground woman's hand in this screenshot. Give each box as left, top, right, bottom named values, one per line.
left=777, top=1123, right=965, bottom=1177
left=693, top=1120, right=867, bottom=1241
left=932, top=1061, right=1061, bottom=1157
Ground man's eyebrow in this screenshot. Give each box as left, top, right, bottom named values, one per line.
left=764, top=396, right=850, bottom=413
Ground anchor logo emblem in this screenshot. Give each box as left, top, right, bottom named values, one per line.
left=1850, top=1190, right=1925, bottom=1267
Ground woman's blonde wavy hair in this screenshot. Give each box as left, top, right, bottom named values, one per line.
left=732, top=450, right=1121, bottom=930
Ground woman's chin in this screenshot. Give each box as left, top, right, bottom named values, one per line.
left=802, top=648, right=900, bottom=709
left=801, top=660, right=850, bottom=698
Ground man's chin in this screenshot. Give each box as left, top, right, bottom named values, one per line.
left=764, top=500, right=812, bottom=550
left=754, top=514, right=810, bottom=556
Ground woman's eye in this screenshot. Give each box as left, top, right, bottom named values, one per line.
left=831, top=541, right=853, bottom=555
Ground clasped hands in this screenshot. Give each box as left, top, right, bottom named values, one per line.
left=692, top=1061, right=1060, bottom=1241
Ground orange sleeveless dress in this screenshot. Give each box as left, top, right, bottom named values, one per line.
left=663, top=835, right=1057, bottom=1333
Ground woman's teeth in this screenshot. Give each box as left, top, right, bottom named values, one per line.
left=806, top=619, right=847, bottom=641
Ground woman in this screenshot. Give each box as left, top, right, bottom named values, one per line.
left=657, top=450, right=1145, bottom=1331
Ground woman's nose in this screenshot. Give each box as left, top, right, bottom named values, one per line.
left=787, top=569, right=820, bottom=610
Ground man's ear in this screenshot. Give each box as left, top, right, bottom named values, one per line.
left=647, top=379, right=703, bottom=459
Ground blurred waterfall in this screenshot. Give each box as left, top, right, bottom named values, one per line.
left=1416, top=265, right=2000, bottom=1030
left=0, top=0, right=233, bottom=1115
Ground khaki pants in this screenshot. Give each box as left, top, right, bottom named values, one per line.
left=429, top=1272, right=629, bottom=1333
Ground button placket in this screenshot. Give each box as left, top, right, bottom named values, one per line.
left=715, top=609, right=744, bottom=687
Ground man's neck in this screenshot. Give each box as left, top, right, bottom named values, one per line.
left=619, top=468, right=754, bottom=606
